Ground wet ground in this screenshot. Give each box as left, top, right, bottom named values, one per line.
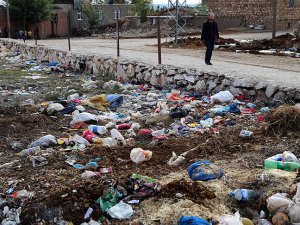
left=0, top=46, right=300, bottom=225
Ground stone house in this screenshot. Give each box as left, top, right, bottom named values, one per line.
left=207, top=0, right=300, bottom=29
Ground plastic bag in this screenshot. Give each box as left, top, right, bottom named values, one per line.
left=111, top=129, right=126, bottom=147
left=288, top=202, right=300, bottom=223
left=130, top=148, right=153, bottom=164
left=267, top=193, right=293, bottom=213
left=169, top=107, right=189, bottom=118
left=70, top=112, right=97, bottom=125
left=46, top=103, right=64, bottom=115
left=219, top=211, right=243, bottom=225
left=282, top=151, right=299, bottom=163
left=116, top=62, right=127, bottom=83
left=30, top=135, right=57, bottom=148
left=200, top=118, right=214, bottom=128
left=187, top=160, right=224, bottom=181
left=106, top=202, right=133, bottom=220
left=81, top=95, right=109, bottom=111
left=179, top=216, right=211, bottom=225
left=106, top=94, right=124, bottom=110
left=211, top=91, right=234, bottom=103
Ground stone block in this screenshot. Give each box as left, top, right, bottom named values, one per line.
left=229, top=86, right=243, bottom=96
left=194, top=80, right=207, bottom=92
left=184, top=75, right=196, bottom=83
left=265, top=84, right=277, bottom=98
left=273, top=91, right=287, bottom=101
left=233, top=78, right=256, bottom=88
left=207, top=80, right=217, bottom=93
left=255, top=82, right=267, bottom=90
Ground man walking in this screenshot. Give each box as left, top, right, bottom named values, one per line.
left=201, top=12, right=219, bottom=65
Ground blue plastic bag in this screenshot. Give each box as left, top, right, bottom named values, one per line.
left=228, top=103, right=240, bottom=113
left=106, top=94, right=123, bottom=110
left=179, top=216, right=211, bottom=225
left=187, top=161, right=224, bottom=181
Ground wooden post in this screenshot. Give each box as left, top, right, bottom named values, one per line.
left=272, top=0, right=277, bottom=39
left=157, top=17, right=161, bottom=64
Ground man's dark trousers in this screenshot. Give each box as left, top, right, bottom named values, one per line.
left=205, top=40, right=214, bottom=64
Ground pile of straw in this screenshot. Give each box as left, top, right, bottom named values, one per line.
left=265, top=105, right=300, bottom=135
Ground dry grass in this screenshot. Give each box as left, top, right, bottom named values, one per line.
left=265, top=105, right=300, bottom=135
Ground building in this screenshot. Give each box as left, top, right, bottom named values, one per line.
left=207, top=0, right=300, bottom=29
left=0, top=0, right=132, bottom=39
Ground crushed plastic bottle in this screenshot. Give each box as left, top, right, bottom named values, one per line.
left=17, top=146, right=41, bottom=157
left=73, top=134, right=90, bottom=146
left=11, top=190, right=35, bottom=198
left=230, top=189, right=260, bottom=201
left=239, top=130, right=253, bottom=137
left=88, top=125, right=107, bottom=135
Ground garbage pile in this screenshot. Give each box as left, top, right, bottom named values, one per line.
left=1, top=47, right=300, bottom=225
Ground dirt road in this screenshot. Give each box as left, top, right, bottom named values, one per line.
left=8, top=31, right=300, bottom=89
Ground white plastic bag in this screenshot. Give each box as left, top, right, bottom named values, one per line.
left=289, top=202, right=300, bottom=223
left=282, top=151, right=299, bottom=163
left=46, top=103, right=64, bottom=115
left=107, top=202, right=134, bottom=220
left=130, top=148, right=152, bottom=164
left=111, top=129, right=126, bottom=147
left=219, top=211, right=243, bottom=225
left=70, top=112, right=97, bottom=125
left=267, top=193, right=293, bottom=213
left=211, top=91, right=234, bottom=103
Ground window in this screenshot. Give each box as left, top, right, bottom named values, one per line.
left=98, top=10, right=103, bottom=21
left=289, top=0, right=296, bottom=7
left=74, top=0, right=82, bottom=10
left=77, top=11, right=83, bottom=20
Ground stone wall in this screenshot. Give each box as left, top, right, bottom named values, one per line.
left=207, top=0, right=300, bottom=30
left=1, top=39, right=300, bottom=102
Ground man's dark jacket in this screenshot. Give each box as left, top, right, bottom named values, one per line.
left=201, top=20, right=219, bottom=41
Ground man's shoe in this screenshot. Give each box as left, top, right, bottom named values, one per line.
left=205, top=62, right=213, bottom=65
left=208, top=62, right=213, bottom=65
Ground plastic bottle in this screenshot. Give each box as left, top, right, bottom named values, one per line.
left=88, top=125, right=107, bottom=135
left=17, top=146, right=41, bottom=157
left=11, top=190, right=35, bottom=198
left=73, top=134, right=90, bottom=146
left=257, top=219, right=272, bottom=225
left=229, top=189, right=260, bottom=201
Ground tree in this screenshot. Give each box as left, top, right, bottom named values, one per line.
left=9, top=0, right=53, bottom=29
left=82, top=0, right=99, bottom=28
left=129, top=0, right=152, bottom=22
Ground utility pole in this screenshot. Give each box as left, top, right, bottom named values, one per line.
left=272, top=0, right=277, bottom=39
left=115, top=10, right=120, bottom=57
left=175, top=0, right=179, bottom=45
left=6, top=0, right=11, bottom=38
